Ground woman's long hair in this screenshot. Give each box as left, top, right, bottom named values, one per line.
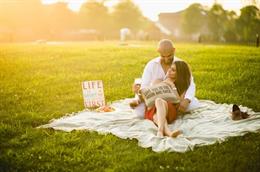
left=174, top=61, right=191, bottom=95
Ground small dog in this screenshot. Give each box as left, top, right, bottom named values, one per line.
left=232, top=104, right=249, bottom=120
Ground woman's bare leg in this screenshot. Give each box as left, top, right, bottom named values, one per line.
left=163, top=121, right=181, bottom=137
left=163, top=122, right=172, bottom=136
left=154, top=117, right=181, bottom=137
left=153, top=98, right=181, bottom=137
left=155, top=100, right=181, bottom=137
left=154, top=98, right=168, bottom=136
left=152, top=114, right=163, bottom=137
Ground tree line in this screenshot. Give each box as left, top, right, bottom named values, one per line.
left=0, top=0, right=259, bottom=42
left=182, top=3, right=260, bottom=42
left=0, top=0, right=152, bottom=41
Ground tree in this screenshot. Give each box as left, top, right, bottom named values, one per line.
left=241, top=0, right=260, bottom=8
left=112, top=0, right=146, bottom=31
left=181, top=3, right=207, bottom=35
left=236, top=5, right=260, bottom=41
left=0, top=0, right=46, bottom=41
left=78, top=0, right=111, bottom=34
left=0, top=0, right=79, bottom=41
left=207, top=4, right=229, bottom=41
left=223, top=11, right=238, bottom=42
left=43, top=2, right=77, bottom=32
left=0, top=0, right=44, bottom=28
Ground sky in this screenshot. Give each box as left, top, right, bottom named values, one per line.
left=42, top=0, right=257, bottom=21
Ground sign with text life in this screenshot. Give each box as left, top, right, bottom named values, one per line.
left=82, top=80, right=105, bottom=108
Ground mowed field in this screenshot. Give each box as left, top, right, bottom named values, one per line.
left=0, top=41, right=260, bottom=172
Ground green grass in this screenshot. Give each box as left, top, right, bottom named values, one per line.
left=0, top=41, right=260, bottom=172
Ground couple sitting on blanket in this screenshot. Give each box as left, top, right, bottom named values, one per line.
left=130, top=39, right=200, bottom=137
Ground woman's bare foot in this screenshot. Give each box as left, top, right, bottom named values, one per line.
left=170, top=130, right=181, bottom=137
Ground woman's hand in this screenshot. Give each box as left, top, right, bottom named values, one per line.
left=178, top=99, right=190, bottom=113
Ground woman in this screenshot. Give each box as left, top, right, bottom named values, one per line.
left=145, top=60, right=191, bottom=137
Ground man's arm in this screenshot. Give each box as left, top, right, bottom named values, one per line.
left=184, top=76, right=195, bottom=101
left=140, top=62, right=153, bottom=89
left=132, top=62, right=153, bottom=118
left=178, top=75, right=195, bottom=112
left=132, top=61, right=153, bottom=95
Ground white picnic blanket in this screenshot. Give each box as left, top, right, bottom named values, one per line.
left=38, top=99, right=260, bottom=153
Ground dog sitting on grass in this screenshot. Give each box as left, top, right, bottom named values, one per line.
left=232, top=104, right=249, bottom=120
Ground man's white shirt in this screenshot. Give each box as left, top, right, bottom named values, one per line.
left=134, top=56, right=200, bottom=118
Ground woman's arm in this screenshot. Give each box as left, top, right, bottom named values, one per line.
left=151, top=79, right=163, bottom=86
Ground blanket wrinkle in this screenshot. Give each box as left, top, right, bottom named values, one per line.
left=38, top=99, right=260, bottom=153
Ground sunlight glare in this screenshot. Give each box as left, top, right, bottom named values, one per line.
left=41, top=0, right=245, bottom=21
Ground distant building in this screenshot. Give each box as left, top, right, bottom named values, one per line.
left=157, top=11, right=208, bottom=41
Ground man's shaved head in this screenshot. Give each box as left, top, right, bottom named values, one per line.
left=157, top=39, right=175, bottom=54
left=157, top=39, right=175, bottom=65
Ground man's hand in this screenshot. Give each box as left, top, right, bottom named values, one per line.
left=178, top=99, right=190, bottom=113
left=129, top=99, right=140, bottom=109
left=132, top=83, right=141, bottom=94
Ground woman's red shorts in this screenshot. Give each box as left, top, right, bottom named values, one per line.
left=145, top=102, right=177, bottom=124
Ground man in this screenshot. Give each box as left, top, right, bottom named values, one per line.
left=131, top=39, right=199, bottom=118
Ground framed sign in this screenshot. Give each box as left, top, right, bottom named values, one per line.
left=82, top=80, right=105, bottom=108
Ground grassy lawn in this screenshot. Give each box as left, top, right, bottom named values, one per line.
left=0, top=41, right=260, bottom=172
